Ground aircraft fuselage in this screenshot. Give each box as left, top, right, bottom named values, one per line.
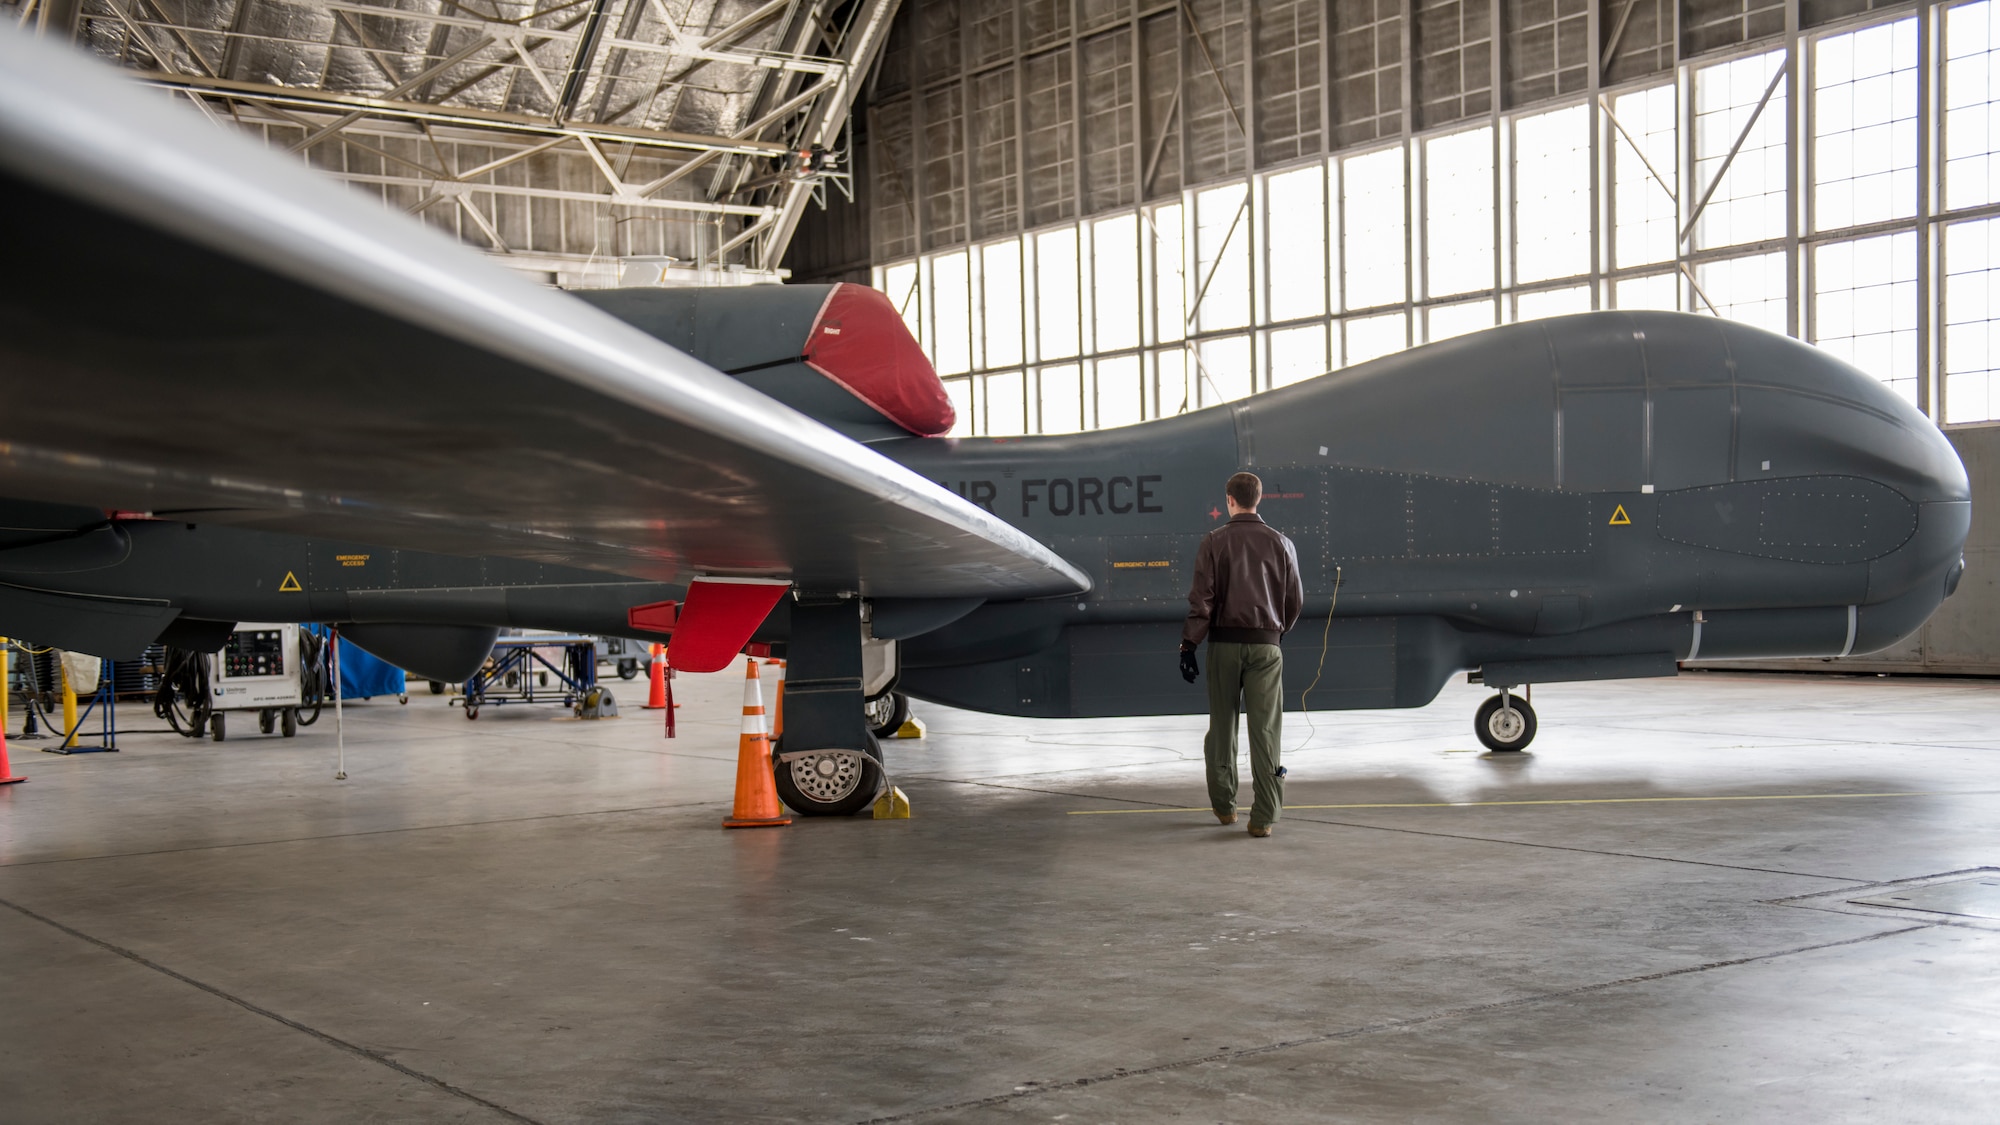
left=0, top=314, right=1968, bottom=722
left=878, top=313, right=1969, bottom=717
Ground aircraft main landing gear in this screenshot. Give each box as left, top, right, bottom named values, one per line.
left=1475, top=689, right=1537, bottom=752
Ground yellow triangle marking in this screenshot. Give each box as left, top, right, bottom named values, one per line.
left=1608, top=504, right=1631, bottom=526
left=279, top=570, right=303, bottom=592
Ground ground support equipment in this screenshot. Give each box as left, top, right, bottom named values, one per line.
left=456, top=635, right=598, bottom=720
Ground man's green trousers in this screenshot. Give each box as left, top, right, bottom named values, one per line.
left=1203, top=641, right=1285, bottom=828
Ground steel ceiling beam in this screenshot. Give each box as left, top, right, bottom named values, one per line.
left=136, top=70, right=795, bottom=156
left=553, top=0, right=614, bottom=121
left=750, top=0, right=901, bottom=270
left=320, top=2, right=844, bottom=75
left=331, top=168, right=773, bottom=217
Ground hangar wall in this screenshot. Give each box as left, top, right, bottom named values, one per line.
left=789, top=0, right=2000, bottom=438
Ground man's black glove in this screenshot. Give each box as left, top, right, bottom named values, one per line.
left=1179, top=648, right=1199, bottom=683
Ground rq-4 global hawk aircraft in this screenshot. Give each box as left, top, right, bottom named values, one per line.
left=0, top=32, right=1970, bottom=816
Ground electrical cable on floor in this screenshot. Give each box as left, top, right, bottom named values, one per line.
left=1294, top=564, right=1340, bottom=753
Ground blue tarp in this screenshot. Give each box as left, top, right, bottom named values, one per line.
left=306, top=626, right=407, bottom=700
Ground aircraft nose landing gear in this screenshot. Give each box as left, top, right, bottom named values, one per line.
left=1475, top=689, right=1537, bottom=752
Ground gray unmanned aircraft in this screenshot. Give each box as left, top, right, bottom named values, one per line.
left=0, top=34, right=1970, bottom=816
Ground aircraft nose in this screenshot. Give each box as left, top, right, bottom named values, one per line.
left=1688, top=317, right=1971, bottom=641
left=1718, top=319, right=1969, bottom=506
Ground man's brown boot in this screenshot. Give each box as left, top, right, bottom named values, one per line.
left=1216, top=811, right=1237, bottom=825
left=1247, top=824, right=1272, bottom=838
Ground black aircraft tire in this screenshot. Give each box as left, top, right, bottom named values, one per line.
left=428, top=680, right=445, bottom=695
left=865, top=691, right=910, bottom=739
left=773, top=734, right=883, bottom=817
left=281, top=708, right=297, bottom=738
left=1475, top=693, right=1537, bottom=752
left=617, top=659, right=638, bottom=680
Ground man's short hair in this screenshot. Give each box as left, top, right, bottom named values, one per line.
left=1226, top=471, right=1262, bottom=510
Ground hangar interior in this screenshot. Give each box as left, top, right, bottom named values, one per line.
left=1, top=0, right=1999, bottom=1122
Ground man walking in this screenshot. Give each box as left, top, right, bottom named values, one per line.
left=1180, top=471, right=1304, bottom=837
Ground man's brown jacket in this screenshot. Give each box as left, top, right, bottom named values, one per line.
left=1181, top=511, right=1305, bottom=649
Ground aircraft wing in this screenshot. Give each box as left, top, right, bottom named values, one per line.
left=0, top=33, right=1089, bottom=601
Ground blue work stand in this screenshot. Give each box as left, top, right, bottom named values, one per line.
left=456, top=636, right=598, bottom=721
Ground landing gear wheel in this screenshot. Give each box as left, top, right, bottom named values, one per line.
left=1475, top=692, right=1537, bottom=752
left=428, top=680, right=445, bottom=695
left=210, top=712, right=227, bottom=742
left=772, top=733, right=884, bottom=817
left=617, top=659, right=638, bottom=680
left=864, top=691, right=910, bottom=739
left=281, top=707, right=297, bottom=738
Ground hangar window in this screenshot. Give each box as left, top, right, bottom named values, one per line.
left=1946, top=0, right=2000, bottom=210
left=1813, top=18, right=1919, bottom=231
left=1036, top=228, right=1081, bottom=360
left=1513, top=104, right=1592, bottom=285
left=1197, top=335, right=1255, bottom=405
left=942, top=378, right=974, bottom=438
left=1150, top=202, right=1188, bottom=344
left=1342, top=148, right=1409, bottom=311
left=1347, top=311, right=1410, bottom=364
left=1692, top=51, right=1790, bottom=250
left=1944, top=217, right=2000, bottom=423
left=1195, top=185, right=1253, bottom=332
left=1155, top=348, right=1189, bottom=415
left=1515, top=285, right=1594, bottom=322
left=1427, top=299, right=1498, bottom=342
left=1092, top=215, right=1141, bottom=354
left=1615, top=272, right=1684, bottom=312
left=1268, top=324, right=1331, bottom=387
left=882, top=262, right=923, bottom=351
left=1610, top=84, right=1681, bottom=269
left=931, top=251, right=972, bottom=376
left=1424, top=126, right=1497, bottom=298
left=1095, top=355, right=1145, bottom=429
left=986, top=370, right=1027, bottom=436
left=1039, top=364, right=1084, bottom=433
left=1698, top=251, right=1790, bottom=335
left=1813, top=232, right=1920, bottom=407
left=982, top=240, right=1025, bottom=370
left=1265, top=165, right=1331, bottom=323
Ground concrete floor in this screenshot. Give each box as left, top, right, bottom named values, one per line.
left=2, top=666, right=1997, bottom=1123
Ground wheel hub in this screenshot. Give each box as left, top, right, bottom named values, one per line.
left=789, top=750, right=865, bottom=803
left=1487, top=706, right=1525, bottom=743
left=863, top=694, right=893, bottom=727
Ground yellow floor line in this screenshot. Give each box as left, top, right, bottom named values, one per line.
left=1067, top=791, right=1945, bottom=815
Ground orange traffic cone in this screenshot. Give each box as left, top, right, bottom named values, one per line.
left=722, top=659, right=790, bottom=829
left=642, top=643, right=667, bottom=709
left=0, top=721, right=24, bottom=786
left=766, top=658, right=785, bottom=741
